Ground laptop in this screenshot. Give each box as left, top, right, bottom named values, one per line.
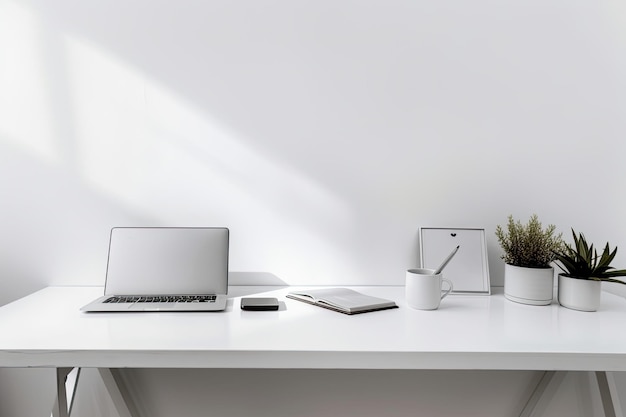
left=81, top=227, right=229, bottom=312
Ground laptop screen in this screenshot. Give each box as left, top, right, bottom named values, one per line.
left=104, top=227, right=229, bottom=296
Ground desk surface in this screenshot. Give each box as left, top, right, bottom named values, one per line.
left=1, top=286, right=626, bottom=371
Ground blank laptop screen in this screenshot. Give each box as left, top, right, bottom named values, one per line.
left=104, top=227, right=229, bottom=296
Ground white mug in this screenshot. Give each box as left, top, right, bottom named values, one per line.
left=405, top=268, right=453, bottom=310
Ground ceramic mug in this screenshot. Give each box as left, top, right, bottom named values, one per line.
left=405, top=268, right=453, bottom=310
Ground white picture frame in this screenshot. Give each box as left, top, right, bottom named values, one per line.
left=419, top=227, right=491, bottom=295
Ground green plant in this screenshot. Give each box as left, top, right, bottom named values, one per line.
left=553, top=229, right=626, bottom=284
left=495, top=214, right=564, bottom=268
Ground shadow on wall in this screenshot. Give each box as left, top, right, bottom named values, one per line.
left=1, top=1, right=370, bottom=287
left=229, top=271, right=288, bottom=286
left=3, top=0, right=626, bottom=290
left=0, top=140, right=149, bottom=306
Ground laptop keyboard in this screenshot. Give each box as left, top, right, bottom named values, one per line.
left=104, top=295, right=217, bottom=303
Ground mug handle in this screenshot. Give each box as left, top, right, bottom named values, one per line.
left=440, top=278, right=453, bottom=300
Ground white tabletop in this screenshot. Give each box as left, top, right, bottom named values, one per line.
left=1, top=286, right=625, bottom=371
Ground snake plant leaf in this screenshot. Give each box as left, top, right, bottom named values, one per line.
left=553, top=229, right=626, bottom=283
left=603, top=269, right=626, bottom=278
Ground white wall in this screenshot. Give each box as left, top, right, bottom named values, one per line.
left=2, top=0, right=626, bottom=415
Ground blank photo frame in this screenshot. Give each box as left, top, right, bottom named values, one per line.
left=419, top=227, right=491, bottom=295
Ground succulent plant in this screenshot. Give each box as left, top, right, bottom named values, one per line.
left=554, top=229, right=626, bottom=284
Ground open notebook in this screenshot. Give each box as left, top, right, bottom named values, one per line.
left=287, top=288, right=398, bottom=315
left=81, top=227, right=229, bottom=312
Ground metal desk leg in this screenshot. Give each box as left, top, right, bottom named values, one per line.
left=595, top=371, right=623, bottom=417
left=520, top=371, right=623, bottom=417
left=518, top=371, right=567, bottom=417
left=98, top=368, right=141, bottom=417
left=51, top=368, right=76, bottom=417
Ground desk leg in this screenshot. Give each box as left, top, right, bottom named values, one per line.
left=51, top=368, right=75, bottom=417
left=518, top=371, right=567, bottom=417
left=98, top=368, right=141, bottom=417
left=520, top=371, right=622, bottom=417
left=595, top=371, right=623, bottom=417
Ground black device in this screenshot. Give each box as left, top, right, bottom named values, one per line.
left=240, top=297, right=280, bottom=311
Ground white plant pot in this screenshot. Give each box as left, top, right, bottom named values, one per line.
left=558, top=274, right=601, bottom=312
left=504, top=264, right=554, bottom=305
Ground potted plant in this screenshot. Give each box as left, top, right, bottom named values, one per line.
left=553, top=229, right=626, bottom=311
left=495, top=214, right=564, bottom=305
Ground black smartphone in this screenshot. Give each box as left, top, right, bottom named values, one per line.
left=240, top=297, right=280, bottom=311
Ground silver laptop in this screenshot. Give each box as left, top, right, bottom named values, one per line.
left=81, top=227, right=229, bottom=312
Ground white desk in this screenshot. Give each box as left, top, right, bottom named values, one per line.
left=1, top=286, right=625, bottom=416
